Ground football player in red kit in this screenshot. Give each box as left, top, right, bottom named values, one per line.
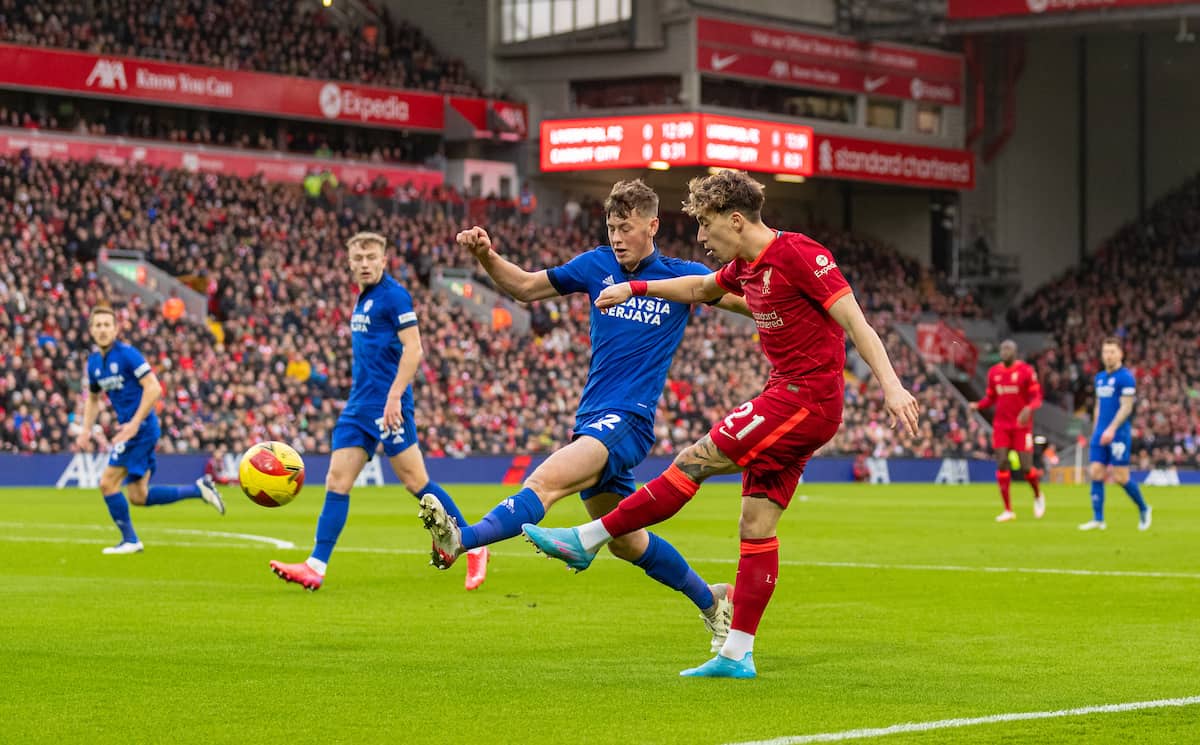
left=970, top=339, right=1046, bottom=522
left=523, top=170, right=921, bottom=678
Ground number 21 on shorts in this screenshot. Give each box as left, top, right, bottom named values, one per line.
left=720, top=401, right=766, bottom=441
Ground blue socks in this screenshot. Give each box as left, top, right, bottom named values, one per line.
left=460, top=487, right=546, bottom=550
left=634, top=533, right=715, bottom=611
left=1090, top=480, right=1105, bottom=522
left=103, top=492, right=139, bottom=544
left=1091, top=479, right=1148, bottom=521
left=145, top=483, right=201, bottom=505
left=1123, top=481, right=1148, bottom=512
left=414, top=481, right=467, bottom=528
left=311, top=491, right=351, bottom=563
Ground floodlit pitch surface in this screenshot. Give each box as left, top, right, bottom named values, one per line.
left=3, top=483, right=1197, bottom=744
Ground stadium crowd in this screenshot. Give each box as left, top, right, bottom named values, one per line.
left=1011, top=173, right=1200, bottom=468
left=0, top=0, right=486, bottom=96
left=0, top=154, right=988, bottom=460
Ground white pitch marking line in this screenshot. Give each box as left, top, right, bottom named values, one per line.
left=723, top=695, right=1200, bottom=745
left=786, top=559, right=1200, bottom=581
left=162, top=528, right=296, bottom=549
left=0, top=522, right=297, bottom=549
left=0, top=535, right=281, bottom=551
left=2, top=524, right=1199, bottom=580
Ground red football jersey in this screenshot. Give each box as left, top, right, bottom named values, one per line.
left=715, top=231, right=851, bottom=421
left=978, top=360, right=1042, bottom=425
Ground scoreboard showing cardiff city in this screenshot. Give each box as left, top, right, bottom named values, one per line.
left=540, top=113, right=814, bottom=176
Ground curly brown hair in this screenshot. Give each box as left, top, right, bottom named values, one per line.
left=604, top=179, right=659, bottom=219
left=682, top=170, right=765, bottom=221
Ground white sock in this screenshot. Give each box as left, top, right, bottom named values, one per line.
left=576, top=519, right=613, bottom=554
left=720, top=630, right=755, bottom=660
left=305, top=557, right=327, bottom=575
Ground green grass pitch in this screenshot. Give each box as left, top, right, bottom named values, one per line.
left=3, top=483, right=1198, bottom=744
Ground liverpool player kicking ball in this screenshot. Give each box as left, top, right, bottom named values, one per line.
left=969, top=339, right=1046, bottom=522
left=523, top=170, right=920, bottom=678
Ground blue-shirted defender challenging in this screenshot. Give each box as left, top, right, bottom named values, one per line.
left=418, top=180, right=752, bottom=650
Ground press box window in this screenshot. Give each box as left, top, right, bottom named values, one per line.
left=866, top=99, right=902, bottom=130
left=916, top=104, right=942, bottom=135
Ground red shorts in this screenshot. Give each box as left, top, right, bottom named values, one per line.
left=708, top=385, right=841, bottom=509
left=993, top=425, right=1033, bottom=453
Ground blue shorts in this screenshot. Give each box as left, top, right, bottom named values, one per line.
left=108, top=428, right=159, bottom=483
left=1090, top=435, right=1132, bottom=467
left=572, top=409, right=655, bottom=500
left=332, top=407, right=417, bottom=460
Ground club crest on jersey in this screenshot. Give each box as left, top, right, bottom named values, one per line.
left=1011, top=371, right=1019, bottom=382
left=363, top=299, right=374, bottom=313
left=761, top=267, right=774, bottom=295
left=110, top=362, right=118, bottom=373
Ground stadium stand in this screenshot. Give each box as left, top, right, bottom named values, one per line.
left=0, top=0, right=487, bottom=96
left=1010, top=174, right=1200, bottom=469
left=0, top=154, right=984, bottom=459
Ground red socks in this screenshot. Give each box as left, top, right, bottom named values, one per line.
left=997, top=470, right=1012, bottom=510
left=730, top=537, right=779, bottom=635
left=600, top=465, right=700, bottom=538
left=1025, top=468, right=1042, bottom=496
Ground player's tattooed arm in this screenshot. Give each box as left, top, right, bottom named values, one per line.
left=673, top=436, right=741, bottom=482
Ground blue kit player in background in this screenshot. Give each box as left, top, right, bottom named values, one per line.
left=418, top=179, right=750, bottom=649
left=76, top=305, right=225, bottom=555
left=270, top=232, right=476, bottom=590
left=1080, top=336, right=1152, bottom=531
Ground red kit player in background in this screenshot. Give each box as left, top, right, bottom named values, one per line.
left=970, top=339, right=1046, bottom=522
left=522, top=170, right=921, bottom=678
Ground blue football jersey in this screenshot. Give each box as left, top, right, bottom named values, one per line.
left=87, top=341, right=159, bottom=433
left=546, top=246, right=712, bottom=420
left=1093, top=366, right=1136, bottom=439
left=346, top=273, right=418, bottom=415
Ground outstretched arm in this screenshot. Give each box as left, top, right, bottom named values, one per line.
left=827, top=293, right=921, bottom=435
left=457, top=226, right=559, bottom=302
left=714, top=293, right=752, bottom=317
left=595, top=272, right=725, bottom=308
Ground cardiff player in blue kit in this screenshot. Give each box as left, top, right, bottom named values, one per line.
left=417, top=180, right=750, bottom=649
left=270, top=232, right=475, bottom=590
left=76, top=305, right=225, bottom=555
left=1080, top=337, right=1151, bottom=531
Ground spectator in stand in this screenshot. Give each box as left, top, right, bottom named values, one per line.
left=1, top=152, right=984, bottom=461
left=0, top=0, right=495, bottom=97
left=1011, top=172, right=1200, bottom=467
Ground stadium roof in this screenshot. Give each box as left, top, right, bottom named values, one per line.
left=838, top=0, right=1200, bottom=41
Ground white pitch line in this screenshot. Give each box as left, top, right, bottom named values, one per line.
left=789, top=559, right=1200, bottom=581
left=0, top=535, right=288, bottom=551
left=723, top=695, right=1200, bottom=745
left=2, top=524, right=1199, bottom=580
left=161, top=528, right=296, bottom=549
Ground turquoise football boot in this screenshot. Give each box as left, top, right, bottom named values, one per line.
left=679, top=652, right=757, bottom=679
left=521, top=524, right=597, bottom=572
